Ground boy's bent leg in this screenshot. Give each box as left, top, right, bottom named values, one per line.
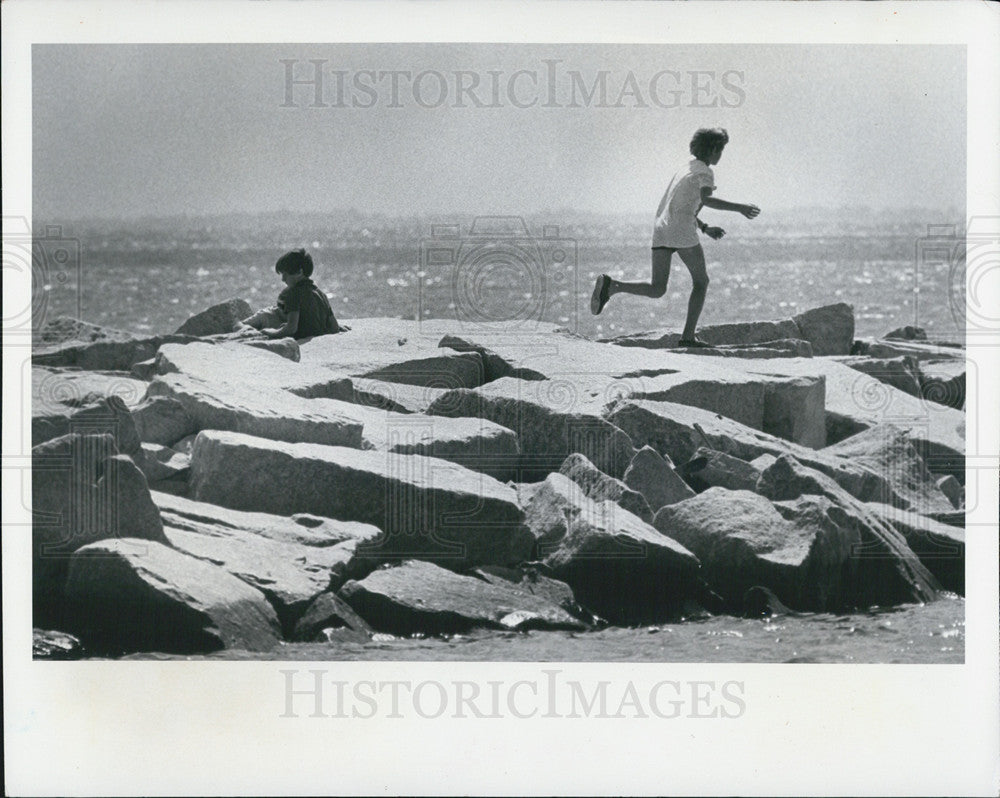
left=241, top=306, right=285, bottom=330
left=676, top=245, right=709, bottom=340
left=609, top=248, right=673, bottom=298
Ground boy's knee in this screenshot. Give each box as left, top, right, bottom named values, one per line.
left=693, top=275, right=710, bottom=291
left=651, top=282, right=668, bottom=298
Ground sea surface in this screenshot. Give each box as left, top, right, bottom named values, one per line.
left=35, top=209, right=966, bottom=344
left=33, top=210, right=967, bottom=663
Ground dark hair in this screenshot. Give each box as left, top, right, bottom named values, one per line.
left=275, top=248, right=314, bottom=277
left=689, top=128, right=729, bottom=161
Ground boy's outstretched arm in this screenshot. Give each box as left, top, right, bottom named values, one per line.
left=263, top=311, right=299, bottom=339
left=701, top=187, right=760, bottom=219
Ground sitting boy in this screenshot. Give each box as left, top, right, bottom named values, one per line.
left=241, top=249, right=340, bottom=340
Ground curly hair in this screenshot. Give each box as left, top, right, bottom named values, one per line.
left=275, top=248, right=314, bottom=277
left=689, top=128, right=729, bottom=161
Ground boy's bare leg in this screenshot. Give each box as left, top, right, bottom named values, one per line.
left=676, top=244, right=709, bottom=340
left=240, top=307, right=284, bottom=330
left=608, top=247, right=673, bottom=298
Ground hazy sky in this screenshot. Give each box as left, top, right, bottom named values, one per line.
left=33, top=44, right=965, bottom=219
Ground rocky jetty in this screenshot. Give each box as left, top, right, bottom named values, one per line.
left=29, top=301, right=966, bottom=657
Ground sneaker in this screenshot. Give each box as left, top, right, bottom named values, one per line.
left=677, top=337, right=713, bottom=348
left=590, top=274, right=611, bottom=315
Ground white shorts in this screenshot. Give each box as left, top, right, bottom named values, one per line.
left=651, top=217, right=699, bottom=249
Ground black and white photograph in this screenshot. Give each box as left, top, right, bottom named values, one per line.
left=4, top=1, right=999, bottom=795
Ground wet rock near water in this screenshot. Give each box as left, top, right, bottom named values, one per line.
left=157, top=491, right=383, bottom=631
left=518, top=473, right=705, bottom=624
left=32, top=432, right=167, bottom=625
left=339, top=559, right=588, bottom=635
left=65, top=538, right=282, bottom=655
left=33, top=628, right=86, bottom=660
left=655, top=486, right=938, bottom=613
left=292, top=591, right=374, bottom=643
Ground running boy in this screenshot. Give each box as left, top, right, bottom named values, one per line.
left=590, top=128, right=760, bottom=347
left=241, top=249, right=340, bottom=340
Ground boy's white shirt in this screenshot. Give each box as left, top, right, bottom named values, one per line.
left=651, top=157, right=716, bottom=248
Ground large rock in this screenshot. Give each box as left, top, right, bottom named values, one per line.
left=427, top=377, right=636, bottom=480
left=604, top=318, right=802, bottom=349
left=884, top=325, right=927, bottom=341
left=131, top=395, right=198, bottom=447
left=153, top=341, right=355, bottom=400
left=32, top=433, right=167, bottom=623
left=822, top=425, right=955, bottom=514
left=174, top=298, right=254, bottom=337
left=832, top=356, right=922, bottom=398
left=65, top=539, right=281, bottom=654
left=517, top=473, right=702, bottom=624
left=346, top=378, right=445, bottom=413
left=470, top=565, right=590, bottom=621
left=622, top=446, right=695, bottom=512
left=334, top=401, right=521, bottom=482
left=33, top=394, right=141, bottom=455
left=360, top=351, right=488, bottom=390
left=717, top=356, right=966, bottom=480
left=936, top=475, right=963, bottom=509
left=33, top=334, right=199, bottom=371
left=299, top=317, right=482, bottom=379
left=291, top=592, right=374, bottom=642
left=241, top=337, right=301, bottom=362
left=146, top=373, right=364, bottom=449
left=862, top=502, right=965, bottom=595
left=558, top=453, right=652, bottom=522
left=36, top=316, right=137, bottom=347
left=654, top=487, right=936, bottom=611
left=33, top=366, right=147, bottom=411
left=600, top=302, right=854, bottom=357
left=754, top=454, right=941, bottom=604
left=628, top=372, right=826, bottom=449
left=138, top=442, right=191, bottom=483
left=916, top=360, right=966, bottom=410
left=862, top=339, right=964, bottom=364
left=189, top=430, right=533, bottom=570
left=33, top=628, right=86, bottom=660
left=339, top=559, right=587, bottom=634
left=148, top=372, right=517, bottom=479
left=156, top=491, right=382, bottom=628
left=682, top=447, right=763, bottom=492
left=606, top=399, right=914, bottom=509
left=792, top=303, right=854, bottom=356
left=436, top=326, right=826, bottom=447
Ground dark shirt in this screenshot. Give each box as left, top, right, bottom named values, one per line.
left=282, top=278, right=339, bottom=339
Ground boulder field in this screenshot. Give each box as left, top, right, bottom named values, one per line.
left=28, top=303, right=966, bottom=657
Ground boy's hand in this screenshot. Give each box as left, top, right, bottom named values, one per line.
left=706, top=226, right=726, bottom=240
left=739, top=204, right=761, bottom=219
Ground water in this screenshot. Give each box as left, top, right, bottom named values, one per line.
left=35, top=210, right=966, bottom=663
left=37, top=211, right=965, bottom=344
